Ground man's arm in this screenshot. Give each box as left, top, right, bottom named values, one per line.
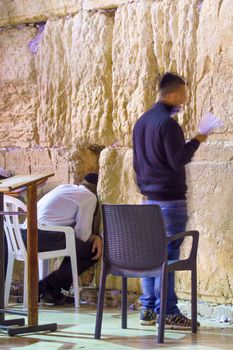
left=89, top=234, right=102, bottom=260
left=74, top=195, right=103, bottom=259
left=194, top=133, right=208, bottom=143
left=162, top=119, right=206, bottom=171
left=92, top=205, right=101, bottom=236
left=74, top=196, right=97, bottom=242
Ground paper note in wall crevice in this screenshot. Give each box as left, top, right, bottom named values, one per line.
left=198, top=112, right=224, bottom=135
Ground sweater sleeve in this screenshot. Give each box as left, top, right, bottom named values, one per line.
left=74, top=195, right=97, bottom=242
left=162, top=118, right=200, bottom=171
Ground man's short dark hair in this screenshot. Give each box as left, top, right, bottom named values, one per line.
left=159, top=72, right=186, bottom=96
left=84, top=172, right=98, bottom=185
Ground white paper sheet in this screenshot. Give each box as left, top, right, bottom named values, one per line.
left=198, top=112, right=224, bottom=135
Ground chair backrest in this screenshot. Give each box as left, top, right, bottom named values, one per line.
left=102, top=204, right=167, bottom=271
left=3, top=195, right=27, bottom=258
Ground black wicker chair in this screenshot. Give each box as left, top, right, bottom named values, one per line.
left=94, top=204, right=199, bottom=343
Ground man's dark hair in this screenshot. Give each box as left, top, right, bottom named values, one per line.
left=80, top=172, right=99, bottom=195
left=159, top=72, right=186, bottom=96
left=84, top=172, right=98, bottom=185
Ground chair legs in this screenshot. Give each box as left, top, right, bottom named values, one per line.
left=4, top=254, right=14, bottom=307
left=158, top=264, right=168, bottom=343
left=70, top=255, right=80, bottom=308
left=94, top=263, right=107, bottom=339
left=23, top=261, right=28, bottom=309
left=121, top=277, right=127, bottom=329
left=4, top=257, right=29, bottom=309
left=39, top=259, right=50, bottom=280
left=95, top=264, right=198, bottom=344
left=191, top=265, right=197, bottom=333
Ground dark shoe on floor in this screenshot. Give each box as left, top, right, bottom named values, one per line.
left=63, top=295, right=75, bottom=304
left=156, top=314, right=200, bottom=330
left=40, top=290, right=74, bottom=306
left=40, top=291, right=65, bottom=305
left=140, top=309, right=157, bottom=325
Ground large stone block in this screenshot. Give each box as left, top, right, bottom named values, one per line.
left=192, top=141, right=233, bottom=162
left=0, top=27, right=38, bottom=147
left=176, top=160, right=233, bottom=303
left=151, top=0, right=199, bottom=137
left=98, top=147, right=143, bottom=204
left=28, top=148, right=70, bottom=194
left=35, top=12, right=114, bottom=147
left=196, top=0, right=233, bottom=139
left=1, top=148, right=67, bottom=196
left=112, top=0, right=157, bottom=146
left=2, top=148, right=31, bottom=176
left=83, top=0, right=127, bottom=10
left=0, top=0, right=81, bottom=27
left=0, top=147, right=99, bottom=195
left=64, top=146, right=100, bottom=189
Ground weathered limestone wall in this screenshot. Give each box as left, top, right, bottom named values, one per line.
left=0, top=1, right=82, bottom=26
left=35, top=12, right=114, bottom=148
left=185, top=0, right=233, bottom=303
left=151, top=0, right=199, bottom=137
left=0, top=147, right=99, bottom=194
left=112, top=1, right=157, bottom=146
left=83, top=0, right=129, bottom=10
left=0, top=27, right=38, bottom=147
left=196, top=0, right=233, bottom=138
left=0, top=0, right=232, bottom=303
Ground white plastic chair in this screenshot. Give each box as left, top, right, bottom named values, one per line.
left=3, top=195, right=79, bottom=309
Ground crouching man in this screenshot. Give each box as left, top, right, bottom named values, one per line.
left=22, top=172, right=102, bottom=305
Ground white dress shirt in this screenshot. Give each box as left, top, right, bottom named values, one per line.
left=23, top=184, right=97, bottom=242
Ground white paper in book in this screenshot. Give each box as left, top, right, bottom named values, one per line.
left=198, top=112, right=224, bottom=135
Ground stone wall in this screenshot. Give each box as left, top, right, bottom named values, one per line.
left=0, top=1, right=82, bottom=26
left=0, top=0, right=232, bottom=304
left=0, top=27, right=38, bottom=147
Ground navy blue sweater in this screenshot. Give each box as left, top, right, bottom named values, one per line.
left=133, top=101, right=200, bottom=200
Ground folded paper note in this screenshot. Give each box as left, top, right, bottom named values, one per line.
left=198, top=112, right=224, bottom=135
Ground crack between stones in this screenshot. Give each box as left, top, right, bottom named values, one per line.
left=217, top=0, right=224, bottom=18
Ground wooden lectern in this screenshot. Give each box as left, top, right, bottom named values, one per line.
left=0, top=174, right=57, bottom=336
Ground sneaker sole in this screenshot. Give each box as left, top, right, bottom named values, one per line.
left=156, top=323, right=191, bottom=330
left=140, top=320, right=156, bottom=325
left=39, top=301, right=55, bottom=306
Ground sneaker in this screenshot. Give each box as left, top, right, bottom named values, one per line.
left=40, top=291, right=74, bottom=306
left=140, top=309, right=157, bottom=325
left=40, top=291, right=61, bottom=305
left=156, top=314, right=200, bottom=330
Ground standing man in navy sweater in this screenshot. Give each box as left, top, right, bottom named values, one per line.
left=133, top=73, right=207, bottom=329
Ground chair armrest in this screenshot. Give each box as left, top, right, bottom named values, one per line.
left=38, top=224, right=76, bottom=246
left=38, top=224, right=74, bottom=234
left=167, top=230, right=199, bottom=260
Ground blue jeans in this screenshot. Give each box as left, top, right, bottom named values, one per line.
left=140, top=199, right=188, bottom=315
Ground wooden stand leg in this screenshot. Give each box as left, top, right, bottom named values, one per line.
left=27, top=184, right=38, bottom=326
left=0, top=174, right=57, bottom=336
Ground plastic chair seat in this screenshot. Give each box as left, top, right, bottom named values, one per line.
left=3, top=195, right=79, bottom=309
